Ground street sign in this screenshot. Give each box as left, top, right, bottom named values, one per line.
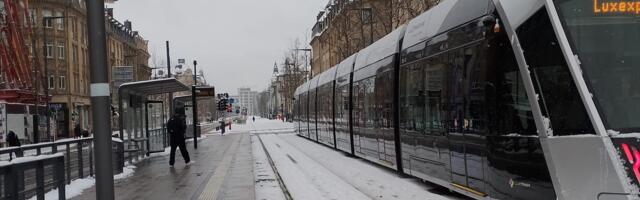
left=112, top=66, right=134, bottom=87
left=195, top=86, right=215, bottom=97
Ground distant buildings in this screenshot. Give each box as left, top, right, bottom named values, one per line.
left=237, top=88, right=258, bottom=116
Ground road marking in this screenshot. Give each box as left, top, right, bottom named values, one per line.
left=198, top=134, right=242, bottom=200
left=286, top=154, right=297, bottom=164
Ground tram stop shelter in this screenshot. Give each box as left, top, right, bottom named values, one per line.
left=117, top=78, right=189, bottom=159
left=173, top=86, right=216, bottom=149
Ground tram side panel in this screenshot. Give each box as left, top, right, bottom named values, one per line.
left=334, top=79, right=351, bottom=154
left=398, top=9, right=556, bottom=199
left=317, top=83, right=335, bottom=147
left=301, top=93, right=309, bottom=138
left=352, top=57, right=398, bottom=168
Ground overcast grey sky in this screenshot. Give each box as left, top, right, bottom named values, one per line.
left=110, top=0, right=326, bottom=94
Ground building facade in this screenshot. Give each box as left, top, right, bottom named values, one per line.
left=310, top=0, right=439, bottom=76
left=27, top=0, right=150, bottom=138
left=27, top=0, right=91, bottom=139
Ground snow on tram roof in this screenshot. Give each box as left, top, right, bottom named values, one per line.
left=402, top=0, right=491, bottom=48
left=308, top=74, right=322, bottom=90
left=317, top=65, right=338, bottom=87
left=354, top=25, right=406, bottom=71
left=336, top=54, right=357, bottom=78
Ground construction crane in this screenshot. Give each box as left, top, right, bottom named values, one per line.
left=0, top=0, right=43, bottom=103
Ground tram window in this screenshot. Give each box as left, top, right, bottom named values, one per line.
left=555, top=0, right=640, bottom=132
left=516, top=8, right=595, bottom=135
left=487, top=26, right=537, bottom=136
left=400, top=63, right=425, bottom=132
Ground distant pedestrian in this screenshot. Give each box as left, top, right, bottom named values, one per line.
left=220, top=120, right=226, bottom=135
left=74, top=124, right=81, bottom=138
left=6, top=130, right=22, bottom=157
left=252, top=116, right=255, bottom=122
left=168, top=112, right=191, bottom=167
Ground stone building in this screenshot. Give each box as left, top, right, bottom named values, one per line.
left=310, top=0, right=439, bottom=76
left=26, top=0, right=150, bottom=138
left=27, top=0, right=91, bottom=138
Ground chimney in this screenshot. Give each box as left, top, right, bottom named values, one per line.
left=124, top=20, right=132, bottom=30
left=106, top=8, right=114, bottom=17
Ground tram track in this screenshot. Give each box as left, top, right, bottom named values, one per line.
left=265, top=136, right=381, bottom=200
left=256, top=134, right=294, bottom=200
left=272, top=134, right=380, bottom=200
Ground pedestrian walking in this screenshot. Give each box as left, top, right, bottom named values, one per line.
left=6, top=130, right=22, bottom=157
left=168, top=112, right=191, bottom=167
left=220, top=120, right=226, bottom=135
left=252, top=116, right=255, bottom=122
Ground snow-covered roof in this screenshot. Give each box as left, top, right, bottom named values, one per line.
left=336, top=54, right=357, bottom=78
left=317, top=65, right=338, bottom=87
left=354, top=25, right=406, bottom=71
left=402, top=0, right=491, bottom=48
left=298, top=79, right=312, bottom=94
left=307, top=75, right=322, bottom=91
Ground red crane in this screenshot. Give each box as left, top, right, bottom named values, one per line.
left=0, top=0, right=45, bottom=104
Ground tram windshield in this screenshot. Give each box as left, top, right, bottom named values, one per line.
left=555, top=0, right=640, bottom=132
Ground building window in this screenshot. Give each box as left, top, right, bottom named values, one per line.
left=43, top=10, right=53, bottom=28
left=72, top=45, right=78, bottom=63
left=55, top=11, right=64, bottom=30
left=45, top=43, right=53, bottom=58
left=59, top=76, right=66, bottom=89
left=49, top=75, right=55, bottom=89
left=361, top=8, right=373, bottom=24
left=27, top=44, right=33, bottom=57
left=57, top=42, right=65, bottom=59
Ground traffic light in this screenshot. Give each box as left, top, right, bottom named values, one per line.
left=217, top=99, right=228, bottom=111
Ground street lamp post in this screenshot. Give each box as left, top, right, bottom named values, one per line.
left=191, top=60, right=199, bottom=149
left=86, top=0, right=115, bottom=198
left=42, top=16, right=66, bottom=143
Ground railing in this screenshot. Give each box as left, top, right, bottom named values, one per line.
left=0, top=153, right=65, bottom=200
left=0, top=137, right=124, bottom=199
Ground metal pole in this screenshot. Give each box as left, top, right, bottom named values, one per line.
left=40, top=19, right=48, bottom=144
left=166, top=41, right=173, bottom=116
left=192, top=86, right=198, bottom=149
left=86, top=0, right=114, bottom=199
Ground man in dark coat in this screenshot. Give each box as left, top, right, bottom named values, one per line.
left=167, top=112, right=191, bottom=166
left=6, top=131, right=22, bottom=157
left=6, top=131, right=20, bottom=147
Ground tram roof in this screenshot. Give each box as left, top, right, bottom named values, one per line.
left=354, top=25, right=406, bottom=71
left=297, top=79, right=312, bottom=95
left=294, top=84, right=304, bottom=96
left=336, top=54, right=357, bottom=78
left=308, top=74, right=322, bottom=91
left=317, top=65, right=338, bottom=87
left=118, top=78, right=190, bottom=96
left=402, top=0, right=491, bottom=49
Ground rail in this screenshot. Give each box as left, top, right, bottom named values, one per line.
left=0, top=137, right=124, bottom=193
left=0, top=153, right=65, bottom=200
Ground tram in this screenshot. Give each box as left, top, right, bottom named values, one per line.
left=293, top=0, right=640, bottom=199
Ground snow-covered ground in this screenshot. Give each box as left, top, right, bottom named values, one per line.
left=244, top=117, right=462, bottom=200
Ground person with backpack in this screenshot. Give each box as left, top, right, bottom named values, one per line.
left=167, top=111, right=191, bottom=167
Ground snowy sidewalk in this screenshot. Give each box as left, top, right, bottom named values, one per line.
left=71, top=132, right=255, bottom=200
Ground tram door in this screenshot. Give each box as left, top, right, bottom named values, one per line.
left=448, top=46, right=486, bottom=194
left=145, top=101, right=167, bottom=154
